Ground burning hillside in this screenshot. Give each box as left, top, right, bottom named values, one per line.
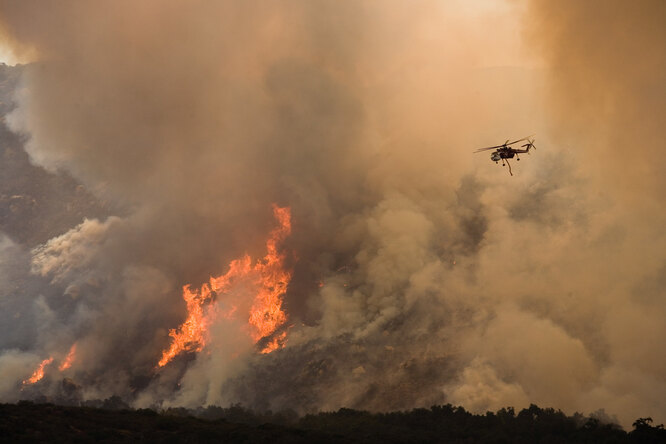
left=158, top=204, right=292, bottom=367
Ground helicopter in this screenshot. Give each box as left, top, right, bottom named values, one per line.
left=474, top=136, right=536, bottom=176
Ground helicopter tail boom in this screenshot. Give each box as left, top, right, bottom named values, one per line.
left=520, top=139, right=536, bottom=152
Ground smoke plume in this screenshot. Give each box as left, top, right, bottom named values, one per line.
left=0, top=0, right=663, bottom=428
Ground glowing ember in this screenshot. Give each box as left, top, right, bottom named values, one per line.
left=59, top=343, right=77, bottom=371
left=261, top=331, right=288, bottom=354
left=158, top=205, right=292, bottom=367
left=23, top=357, right=54, bottom=385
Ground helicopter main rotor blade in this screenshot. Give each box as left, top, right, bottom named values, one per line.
left=475, top=136, right=534, bottom=152
left=474, top=141, right=510, bottom=151
left=506, top=135, right=534, bottom=145
left=474, top=146, right=503, bottom=152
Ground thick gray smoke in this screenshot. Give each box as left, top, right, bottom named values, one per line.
left=0, top=0, right=663, bottom=428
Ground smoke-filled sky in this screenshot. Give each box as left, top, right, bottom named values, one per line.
left=0, top=0, right=663, bottom=429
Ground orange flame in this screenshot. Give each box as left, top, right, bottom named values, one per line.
left=59, top=343, right=77, bottom=371
left=23, top=357, right=54, bottom=385
left=248, top=205, right=291, bottom=344
left=261, top=331, right=288, bottom=354
left=157, top=284, right=215, bottom=367
left=158, top=205, right=292, bottom=367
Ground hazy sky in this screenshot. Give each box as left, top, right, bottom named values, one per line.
left=0, top=0, right=663, bottom=429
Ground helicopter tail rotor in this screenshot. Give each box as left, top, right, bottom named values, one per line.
left=521, top=138, right=536, bottom=152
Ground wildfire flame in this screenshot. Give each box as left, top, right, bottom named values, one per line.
left=23, top=357, right=54, bottom=385
left=247, top=205, right=291, bottom=345
left=158, top=205, right=292, bottom=367
left=157, top=284, right=215, bottom=367
left=261, top=331, right=288, bottom=354
left=58, top=343, right=77, bottom=371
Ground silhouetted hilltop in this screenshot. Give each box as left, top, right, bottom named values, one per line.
left=1, top=401, right=665, bottom=443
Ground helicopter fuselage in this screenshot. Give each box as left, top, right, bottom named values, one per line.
left=490, top=148, right=520, bottom=161
left=491, top=151, right=514, bottom=161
